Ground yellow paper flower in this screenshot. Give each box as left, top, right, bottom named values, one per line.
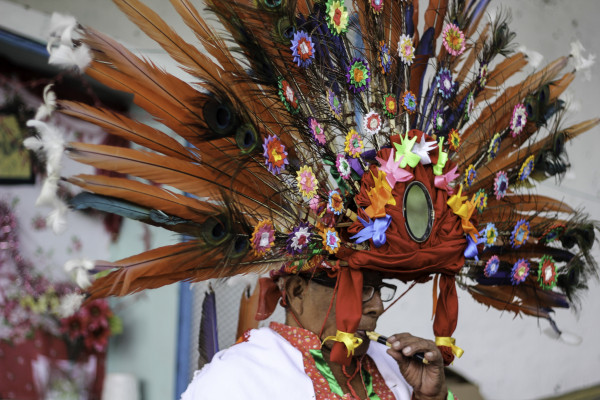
left=297, top=165, right=318, bottom=198
left=344, top=129, right=364, bottom=158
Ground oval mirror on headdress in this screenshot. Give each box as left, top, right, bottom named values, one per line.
left=403, top=181, right=434, bottom=243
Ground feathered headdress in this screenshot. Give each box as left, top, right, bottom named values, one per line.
left=27, top=0, right=599, bottom=366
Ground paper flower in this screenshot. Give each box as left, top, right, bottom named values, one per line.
left=363, top=110, right=382, bottom=135
left=471, top=189, right=487, bottom=213
left=449, top=129, right=461, bottom=151
left=370, top=0, right=383, bottom=13
left=511, top=259, right=530, bottom=285
left=510, top=103, right=527, bottom=137
left=518, top=155, right=535, bottom=181
left=347, top=58, right=371, bottom=93
left=309, top=196, right=320, bottom=212
left=432, top=108, right=444, bottom=131
left=336, top=154, right=352, bottom=180
left=325, top=0, right=349, bottom=36
left=251, top=220, right=275, bottom=256
left=308, top=117, right=326, bottom=145
left=382, top=94, right=398, bottom=118
left=540, top=223, right=566, bottom=244
left=494, top=171, right=509, bottom=199
left=344, top=129, right=364, bottom=157
left=278, top=78, right=300, bottom=114
left=538, top=255, right=557, bottom=290
left=375, top=149, right=413, bottom=188
left=484, top=255, right=500, bottom=277
left=297, top=165, right=318, bottom=198
left=328, top=89, right=343, bottom=120
left=327, top=189, right=344, bottom=215
left=402, top=90, right=417, bottom=114
left=487, top=132, right=502, bottom=160
left=322, top=227, right=341, bottom=254
left=482, top=223, right=498, bottom=247
left=464, top=91, right=475, bottom=121
left=464, top=164, right=476, bottom=188
left=291, top=30, right=315, bottom=68
left=442, top=23, right=466, bottom=56
left=398, top=34, right=415, bottom=65
left=478, top=63, right=488, bottom=88
left=263, top=135, right=289, bottom=174
left=286, top=223, right=312, bottom=255
left=436, top=68, right=454, bottom=99
left=379, top=41, right=392, bottom=73
left=510, top=219, right=530, bottom=249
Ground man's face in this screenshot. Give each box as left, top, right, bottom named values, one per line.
left=301, top=270, right=385, bottom=356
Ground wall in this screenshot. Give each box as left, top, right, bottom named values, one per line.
left=2, top=0, right=600, bottom=399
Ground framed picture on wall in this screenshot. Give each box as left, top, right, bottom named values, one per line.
left=0, top=113, right=34, bottom=184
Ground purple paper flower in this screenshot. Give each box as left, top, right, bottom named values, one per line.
left=436, top=68, right=454, bottom=99
left=510, top=103, right=527, bottom=137
left=347, top=58, right=370, bottom=93
left=511, top=259, right=530, bottom=285
left=510, top=219, right=530, bottom=249
left=291, top=30, right=315, bottom=68
left=263, top=135, right=289, bottom=175
left=379, top=41, right=392, bottom=74
left=494, top=171, right=508, bottom=199
left=484, top=255, right=500, bottom=277
left=432, top=109, right=444, bottom=131
left=286, top=222, right=312, bottom=255
left=328, top=89, right=343, bottom=120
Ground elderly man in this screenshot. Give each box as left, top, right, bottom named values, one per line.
left=181, top=270, right=448, bottom=400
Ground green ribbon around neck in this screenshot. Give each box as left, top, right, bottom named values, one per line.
left=309, top=349, right=382, bottom=400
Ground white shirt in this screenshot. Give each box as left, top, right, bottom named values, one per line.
left=181, top=327, right=413, bottom=399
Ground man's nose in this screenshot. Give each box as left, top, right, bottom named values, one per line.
left=363, top=290, right=384, bottom=317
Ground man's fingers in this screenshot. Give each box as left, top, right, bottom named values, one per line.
left=386, top=333, right=442, bottom=364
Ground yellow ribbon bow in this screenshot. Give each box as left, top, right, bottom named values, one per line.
left=435, top=336, right=464, bottom=358
left=446, top=185, right=478, bottom=241
left=322, top=330, right=364, bottom=357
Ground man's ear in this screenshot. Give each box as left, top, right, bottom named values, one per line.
left=284, top=275, right=307, bottom=314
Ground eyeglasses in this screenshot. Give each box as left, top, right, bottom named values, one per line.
left=307, top=276, right=397, bottom=303
left=362, top=282, right=397, bottom=302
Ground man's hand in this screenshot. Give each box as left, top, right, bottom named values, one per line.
left=386, top=333, right=447, bottom=400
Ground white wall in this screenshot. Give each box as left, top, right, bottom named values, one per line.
left=2, top=0, right=600, bottom=399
